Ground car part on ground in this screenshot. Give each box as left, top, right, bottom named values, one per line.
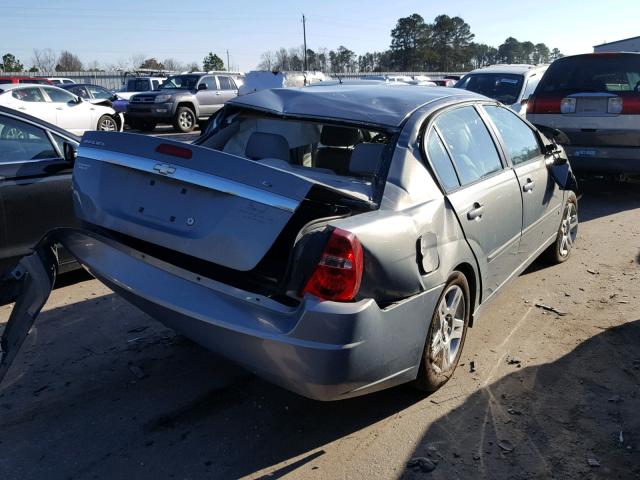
left=0, top=84, right=578, bottom=400
left=527, top=52, right=640, bottom=174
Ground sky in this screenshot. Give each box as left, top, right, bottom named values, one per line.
left=1, top=0, right=639, bottom=71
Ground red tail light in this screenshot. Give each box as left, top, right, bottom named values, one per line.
left=620, top=93, right=640, bottom=114
left=302, top=228, right=363, bottom=302
left=156, top=143, right=193, bottom=159
left=527, top=95, right=562, bottom=114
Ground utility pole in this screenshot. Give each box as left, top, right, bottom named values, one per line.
left=302, top=14, right=308, bottom=71
left=226, top=49, right=230, bottom=72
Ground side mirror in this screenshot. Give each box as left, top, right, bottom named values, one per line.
left=197, top=83, right=207, bottom=91
left=63, top=142, right=77, bottom=164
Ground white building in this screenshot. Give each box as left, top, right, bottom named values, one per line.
left=593, top=36, right=640, bottom=53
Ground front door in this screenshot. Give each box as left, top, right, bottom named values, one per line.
left=195, top=76, right=219, bottom=117
left=435, top=105, right=524, bottom=300
left=482, top=105, right=563, bottom=259
left=43, top=86, right=91, bottom=133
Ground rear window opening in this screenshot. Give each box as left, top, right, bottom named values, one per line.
left=198, top=110, right=394, bottom=202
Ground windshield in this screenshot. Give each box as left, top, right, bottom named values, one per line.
left=455, top=73, right=524, bottom=105
left=536, top=54, right=640, bottom=94
left=161, top=75, right=200, bottom=90
left=198, top=109, right=393, bottom=200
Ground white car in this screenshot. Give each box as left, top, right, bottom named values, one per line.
left=454, top=64, right=549, bottom=115
left=45, top=77, right=76, bottom=85
left=0, top=84, right=123, bottom=135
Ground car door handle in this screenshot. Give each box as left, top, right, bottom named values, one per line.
left=467, top=202, right=484, bottom=220
left=523, top=178, right=535, bottom=192
left=216, top=91, right=221, bottom=96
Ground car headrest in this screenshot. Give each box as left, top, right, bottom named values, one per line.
left=349, top=143, right=385, bottom=176
left=320, top=125, right=362, bottom=147
left=245, top=132, right=290, bottom=161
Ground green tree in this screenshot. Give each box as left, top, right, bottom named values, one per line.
left=497, top=37, right=522, bottom=63
left=1, top=53, right=24, bottom=72
left=533, top=43, right=550, bottom=63
left=203, top=52, right=224, bottom=71
left=390, top=14, right=430, bottom=71
left=550, top=48, right=563, bottom=61
left=430, top=15, right=475, bottom=71
left=520, top=41, right=535, bottom=63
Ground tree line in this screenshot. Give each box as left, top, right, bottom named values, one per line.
left=0, top=50, right=228, bottom=73
left=258, top=13, right=563, bottom=73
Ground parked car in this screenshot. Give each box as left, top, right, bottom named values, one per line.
left=0, top=84, right=123, bottom=135
left=238, top=71, right=327, bottom=96
left=0, top=85, right=578, bottom=400
left=113, top=75, right=167, bottom=116
left=44, top=77, right=76, bottom=85
left=60, top=83, right=117, bottom=107
left=0, top=76, right=52, bottom=85
left=455, top=64, right=548, bottom=115
left=127, top=73, right=239, bottom=132
left=433, top=79, right=457, bottom=87
left=0, top=105, right=79, bottom=281
left=527, top=52, right=640, bottom=174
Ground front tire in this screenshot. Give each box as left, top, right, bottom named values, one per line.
left=414, top=272, right=470, bottom=393
left=173, top=107, right=196, bottom=133
left=97, top=115, right=118, bottom=132
left=545, top=191, right=578, bottom=264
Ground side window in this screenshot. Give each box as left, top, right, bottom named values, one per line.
left=484, top=105, right=542, bottom=165
left=152, top=80, right=160, bottom=90
left=12, top=87, right=45, bottom=102
left=425, top=129, right=460, bottom=191
left=218, top=76, right=232, bottom=90
left=44, top=87, right=77, bottom=103
left=435, top=106, right=503, bottom=185
left=87, top=85, right=112, bottom=99
left=70, top=86, right=90, bottom=98
left=203, top=76, right=217, bottom=90
left=0, top=116, right=58, bottom=161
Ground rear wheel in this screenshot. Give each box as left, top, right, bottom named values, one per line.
left=97, top=115, right=118, bottom=132
left=173, top=107, right=195, bottom=133
left=414, top=272, right=470, bottom=393
left=545, top=191, right=578, bottom=264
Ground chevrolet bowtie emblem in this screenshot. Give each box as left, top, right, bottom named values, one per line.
left=153, top=163, right=176, bottom=175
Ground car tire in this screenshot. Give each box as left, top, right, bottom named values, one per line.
left=97, top=115, right=118, bottom=132
left=414, top=271, right=470, bottom=393
left=545, top=191, right=578, bottom=264
left=173, top=107, right=196, bottom=133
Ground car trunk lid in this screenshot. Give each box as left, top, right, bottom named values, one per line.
left=75, top=132, right=319, bottom=271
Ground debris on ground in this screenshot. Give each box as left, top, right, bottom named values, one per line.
left=498, top=440, right=514, bottom=453
left=505, top=356, right=521, bottom=367
left=507, top=407, right=522, bottom=415
left=469, top=361, right=476, bottom=373
left=587, top=458, right=601, bottom=468
left=535, top=303, right=568, bottom=316
left=407, top=457, right=437, bottom=473
left=127, top=326, right=150, bottom=334
left=587, top=269, right=599, bottom=275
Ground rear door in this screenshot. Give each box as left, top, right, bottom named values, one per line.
left=216, top=75, right=238, bottom=106
left=0, top=112, right=74, bottom=272
left=483, top=104, right=563, bottom=259
left=433, top=105, right=523, bottom=300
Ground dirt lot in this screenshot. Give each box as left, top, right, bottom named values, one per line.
left=0, top=179, right=639, bottom=480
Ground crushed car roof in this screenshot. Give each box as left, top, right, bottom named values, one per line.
left=227, top=84, right=483, bottom=128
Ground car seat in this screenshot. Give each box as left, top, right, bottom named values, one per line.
left=244, top=132, right=290, bottom=162
left=315, top=125, right=362, bottom=175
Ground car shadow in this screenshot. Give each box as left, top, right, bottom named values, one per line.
left=401, top=319, right=640, bottom=479
left=577, top=177, right=640, bottom=223
left=0, top=293, right=424, bottom=479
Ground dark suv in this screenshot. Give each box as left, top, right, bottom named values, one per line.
left=527, top=53, right=640, bottom=174
left=127, top=73, right=238, bottom=132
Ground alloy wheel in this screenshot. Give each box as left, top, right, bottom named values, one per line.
left=559, top=202, right=578, bottom=257
left=430, top=284, right=466, bottom=374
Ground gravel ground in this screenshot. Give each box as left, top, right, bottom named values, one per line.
left=0, top=178, right=638, bottom=480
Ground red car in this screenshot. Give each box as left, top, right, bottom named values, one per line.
left=0, top=76, right=53, bottom=85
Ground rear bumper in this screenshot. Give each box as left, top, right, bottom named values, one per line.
left=565, top=145, right=640, bottom=173
left=57, top=229, right=442, bottom=400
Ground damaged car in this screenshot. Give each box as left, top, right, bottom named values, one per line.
left=0, top=85, right=579, bottom=400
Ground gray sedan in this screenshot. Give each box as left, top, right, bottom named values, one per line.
left=0, top=85, right=578, bottom=400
